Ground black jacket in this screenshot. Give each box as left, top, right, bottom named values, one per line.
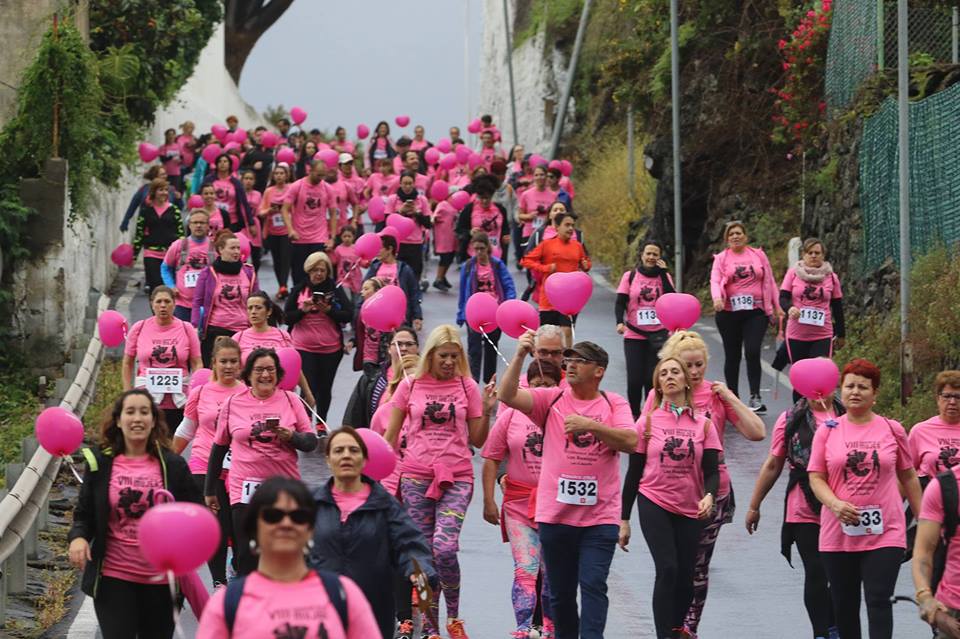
left=133, top=202, right=184, bottom=255
left=284, top=278, right=354, bottom=333
left=455, top=202, right=510, bottom=261
left=239, top=146, right=274, bottom=192
left=309, top=477, right=435, bottom=639
left=67, top=446, right=201, bottom=597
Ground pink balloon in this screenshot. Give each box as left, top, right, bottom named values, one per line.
left=202, top=144, right=221, bottom=165
left=138, top=142, right=159, bottom=163
left=356, top=124, right=370, bottom=140
left=424, top=147, right=440, bottom=166
left=386, top=214, right=416, bottom=239
left=236, top=232, right=251, bottom=262
left=291, top=106, right=307, bottom=125
left=318, top=149, right=339, bottom=169
left=355, top=428, right=397, bottom=481
left=317, top=143, right=332, bottom=152
left=449, top=190, right=471, bottom=211
left=277, top=347, right=302, bottom=391
left=98, top=310, right=128, bottom=348
left=395, top=115, right=410, bottom=127
left=496, top=300, right=540, bottom=339
left=549, top=159, right=562, bottom=171
left=544, top=271, right=593, bottom=316
left=187, top=195, right=204, bottom=209
left=223, top=141, right=241, bottom=153
left=560, top=160, right=573, bottom=177
left=468, top=153, right=485, bottom=170
left=429, top=180, right=450, bottom=202
left=277, top=148, right=296, bottom=164
left=436, top=138, right=452, bottom=153
left=455, top=145, right=472, bottom=164
left=230, top=156, right=240, bottom=172
left=260, top=131, right=279, bottom=148
left=361, top=285, right=407, bottom=331
left=35, top=406, right=84, bottom=457
left=211, top=124, right=228, bottom=142
left=465, top=293, right=499, bottom=333
left=229, top=128, right=247, bottom=144
left=379, top=226, right=400, bottom=240
left=654, top=293, right=701, bottom=332
left=467, top=118, right=483, bottom=134
left=189, top=368, right=212, bottom=392
left=139, top=502, right=220, bottom=576
left=789, top=357, right=840, bottom=401
left=111, top=243, right=134, bottom=267
left=367, top=197, right=386, bottom=223
left=530, top=154, right=547, bottom=168
left=439, top=153, right=458, bottom=171
left=355, top=233, right=382, bottom=261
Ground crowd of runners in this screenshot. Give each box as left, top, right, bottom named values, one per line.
left=61, top=111, right=960, bottom=639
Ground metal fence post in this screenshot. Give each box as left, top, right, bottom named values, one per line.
left=627, top=104, right=636, bottom=200
left=3, top=465, right=26, bottom=595
left=953, top=6, right=958, bottom=64
left=878, top=0, right=886, bottom=69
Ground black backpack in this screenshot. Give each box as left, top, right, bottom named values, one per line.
left=931, top=469, right=960, bottom=593
left=224, top=570, right=348, bottom=634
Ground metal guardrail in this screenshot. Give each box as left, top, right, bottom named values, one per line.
left=0, top=292, right=109, bottom=622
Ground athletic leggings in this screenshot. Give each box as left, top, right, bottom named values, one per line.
left=793, top=523, right=835, bottom=638
left=821, top=547, right=902, bottom=639
left=398, top=243, right=424, bottom=281
left=192, top=474, right=234, bottom=585
left=623, top=338, right=660, bottom=419
left=400, top=477, right=472, bottom=632
left=264, top=234, right=291, bottom=290
left=683, top=489, right=734, bottom=633
left=250, top=246, right=262, bottom=274
left=637, top=493, right=703, bottom=639
left=787, top=338, right=832, bottom=402
left=299, top=349, right=344, bottom=422
left=230, top=503, right=258, bottom=576
left=505, top=512, right=553, bottom=634
left=143, top=256, right=164, bottom=294
left=715, top=309, right=768, bottom=397
left=93, top=576, right=175, bottom=639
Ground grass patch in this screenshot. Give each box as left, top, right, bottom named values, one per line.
left=81, top=358, right=125, bottom=441
left=514, top=0, right=583, bottom=48
left=0, top=375, right=43, bottom=486
left=35, top=568, right=75, bottom=631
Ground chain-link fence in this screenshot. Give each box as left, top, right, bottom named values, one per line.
left=881, top=3, right=956, bottom=67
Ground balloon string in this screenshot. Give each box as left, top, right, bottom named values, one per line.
left=395, top=341, right=410, bottom=381
left=480, top=330, right=510, bottom=367
left=296, top=395, right=328, bottom=430
left=569, top=316, right=576, bottom=344
left=334, top=261, right=360, bottom=290
left=519, top=324, right=546, bottom=385
left=64, top=457, right=84, bottom=483
left=168, top=570, right=187, bottom=639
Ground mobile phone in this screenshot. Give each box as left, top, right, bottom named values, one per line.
left=266, top=417, right=280, bottom=430
left=312, top=291, right=323, bottom=304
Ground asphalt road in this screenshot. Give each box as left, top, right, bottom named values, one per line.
left=72, top=249, right=928, bottom=638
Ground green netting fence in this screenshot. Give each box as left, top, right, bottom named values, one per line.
left=860, top=80, right=960, bottom=271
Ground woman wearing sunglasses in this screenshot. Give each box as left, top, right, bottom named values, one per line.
left=197, top=477, right=380, bottom=638
left=204, top=348, right=319, bottom=575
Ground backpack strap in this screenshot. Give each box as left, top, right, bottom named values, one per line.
left=223, top=575, right=247, bottom=633
left=81, top=447, right=99, bottom=472
left=317, top=569, right=349, bottom=632
left=941, top=470, right=959, bottom=543
left=539, top=390, right=565, bottom=431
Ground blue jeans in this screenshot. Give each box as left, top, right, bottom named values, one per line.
left=538, top=523, right=618, bottom=639
left=173, top=305, right=191, bottom=322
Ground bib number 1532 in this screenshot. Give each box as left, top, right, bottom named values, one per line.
left=556, top=477, right=598, bottom=506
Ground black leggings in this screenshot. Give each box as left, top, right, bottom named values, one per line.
left=93, top=576, right=175, bottom=639
left=624, top=338, right=660, bottom=419
left=821, top=547, right=902, bottom=639
left=265, top=234, right=291, bottom=290
left=161, top=409, right=184, bottom=433
left=636, top=493, right=703, bottom=639
left=201, top=325, right=237, bottom=368
left=231, top=503, right=258, bottom=576
left=398, top=243, right=424, bottom=281
left=192, top=474, right=234, bottom=584
left=300, top=349, right=344, bottom=422
left=143, top=256, right=164, bottom=293
left=787, top=338, right=832, bottom=402
left=250, top=246, right=262, bottom=274
left=715, top=309, right=768, bottom=397
left=793, top=523, right=835, bottom=637
left=394, top=572, right=413, bottom=622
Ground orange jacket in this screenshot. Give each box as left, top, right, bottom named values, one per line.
left=520, top=237, right=591, bottom=311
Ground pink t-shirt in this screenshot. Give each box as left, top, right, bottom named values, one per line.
left=369, top=400, right=406, bottom=496
left=213, top=179, right=238, bottom=226
left=919, top=467, right=960, bottom=609
left=559, top=176, right=576, bottom=199
left=214, top=389, right=313, bottom=504
left=342, top=174, right=366, bottom=206
left=284, top=178, right=333, bottom=245
left=241, top=191, right=263, bottom=248
left=208, top=269, right=254, bottom=331
left=481, top=407, right=543, bottom=526
left=333, top=244, right=362, bottom=294
left=769, top=408, right=834, bottom=524
left=781, top=267, right=842, bottom=341
left=390, top=374, right=483, bottom=474
left=432, top=201, right=458, bottom=254
left=366, top=174, right=399, bottom=198
left=101, top=455, right=165, bottom=584
left=527, top=388, right=634, bottom=527
left=616, top=270, right=669, bottom=339
left=261, top=185, right=289, bottom=236
left=231, top=326, right=293, bottom=364
left=196, top=571, right=381, bottom=639
left=637, top=406, right=722, bottom=518
left=291, top=288, right=343, bottom=354
left=474, top=262, right=498, bottom=297
left=159, top=143, right=181, bottom=176
left=384, top=196, right=430, bottom=244
left=908, top=416, right=960, bottom=478
left=807, top=414, right=913, bottom=552
left=332, top=484, right=372, bottom=523
left=518, top=188, right=556, bottom=236
left=374, top=262, right=398, bottom=287
left=468, top=204, right=504, bottom=256
left=176, top=134, right=195, bottom=167
left=125, top=317, right=200, bottom=407
left=184, top=381, right=245, bottom=473
left=327, top=178, right=356, bottom=226
left=711, top=248, right=772, bottom=313
left=163, top=237, right=213, bottom=309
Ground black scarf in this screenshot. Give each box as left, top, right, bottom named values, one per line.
left=397, top=187, right=419, bottom=202
left=636, top=264, right=663, bottom=277
left=213, top=258, right=242, bottom=275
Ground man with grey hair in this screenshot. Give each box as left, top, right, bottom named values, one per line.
left=534, top=324, right=566, bottom=367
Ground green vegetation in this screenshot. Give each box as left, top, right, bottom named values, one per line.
left=0, top=375, right=43, bottom=486
left=515, top=0, right=583, bottom=48
left=82, top=359, right=125, bottom=441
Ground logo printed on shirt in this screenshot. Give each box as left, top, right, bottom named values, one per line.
left=117, top=487, right=157, bottom=521
left=246, top=417, right=282, bottom=448
left=661, top=436, right=695, bottom=463
left=149, top=343, right=179, bottom=367
left=216, top=187, right=227, bottom=200
left=187, top=253, right=209, bottom=270
left=305, top=197, right=321, bottom=210
left=939, top=444, right=960, bottom=471
left=220, top=284, right=240, bottom=301
left=844, top=448, right=880, bottom=481
left=801, top=283, right=824, bottom=302
left=638, top=285, right=660, bottom=303
left=423, top=401, right=455, bottom=429
left=566, top=431, right=599, bottom=450
left=523, top=430, right=544, bottom=460
left=734, top=264, right=757, bottom=281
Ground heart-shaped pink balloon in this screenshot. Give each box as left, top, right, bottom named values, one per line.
left=496, top=300, right=540, bottom=339
left=654, top=293, right=701, bottom=332
left=386, top=214, right=416, bottom=239
left=544, top=271, right=593, bottom=315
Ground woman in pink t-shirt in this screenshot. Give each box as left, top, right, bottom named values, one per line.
left=172, top=336, right=244, bottom=586
left=385, top=171, right=433, bottom=283
left=332, top=226, right=364, bottom=300
left=197, top=476, right=381, bottom=639
left=516, top=166, right=554, bottom=245
left=239, top=170, right=263, bottom=272
left=709, top=220, right=782, bottom=414
left=68, top=390, right=200, bottom=638
left=481, top=359, right=561, bottom=639
left=159, top=128, right=183, bottom=192
left=260, top=163, right=293, bottom=297
left=204, top=348, right=319, bottom=576
left=808, top=359, right=922, bottom=639
left=122, top=286, right=202, bottom=430
left=909, top=372, right=960, bottom=483
left=134, top=178, right=184, bottom=293
left=384, top=325, right=490, bottom=639
left=176, top=121, right=196, bottom=172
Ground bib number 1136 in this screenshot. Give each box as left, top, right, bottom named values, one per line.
left=556, top=477, right=598, bottom=506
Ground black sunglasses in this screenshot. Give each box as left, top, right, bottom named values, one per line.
left=260, top=507, right=312, bottom=525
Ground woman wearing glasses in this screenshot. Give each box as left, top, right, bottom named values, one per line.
left=197, top=477, right=380, bottom=638
left=204, top=348, right=319, bottom=575
left=909, top=371, right=960, bottom=486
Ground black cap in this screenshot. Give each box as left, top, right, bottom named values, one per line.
left=562, top=342, right=609, bottom=368
left=396, top=136, right=413, bottom=146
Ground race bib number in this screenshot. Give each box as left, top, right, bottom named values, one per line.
left=798, top=307, right=826, bottom=326
left=271, top=213, right=284, bottom=228
left=841, top=506, right=884, bottom=537
left=730, top=294, right=755, bottom=311
left=222, top=448, right=232, bottom=470
left=635, top=308, right=659, bottom=326
left=183, top=270, right=200, bottom=288
left=144, top=368, right=183, bottom=395
left=556, top=476, right=598, bottom=506
left=241, top=479, right=263, bottom=504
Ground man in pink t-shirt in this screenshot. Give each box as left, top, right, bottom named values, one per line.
left=500, top=333, right=637, bottom=639
left=282, top=159, right=337, bottom=286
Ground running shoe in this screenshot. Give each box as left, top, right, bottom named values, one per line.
left=420, top=279, right=430, bottom=292
left=432, top=280, right=448, bottom=291
left=394, top=619, right=414, bottom=638
left=748, top=394, right=767, bottom=414
left=447, top=618, right=470, bottom=639
left=275, top=285, right=288, bottom=301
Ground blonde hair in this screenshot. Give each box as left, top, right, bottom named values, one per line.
left=658, top=329, right=709, bottom=365
left=303, top=251, right=334, bottom=278
left=389, top=354, right=421, bottom=396
left=416, top=325, right=470, bottom=379
left=652, top=357, right=695, bottom=408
